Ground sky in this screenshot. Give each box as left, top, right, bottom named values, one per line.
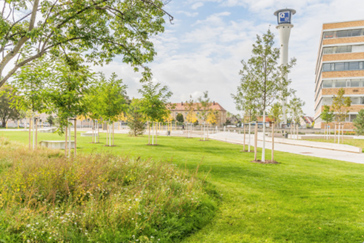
left=95, top=0, right=364, bottom=116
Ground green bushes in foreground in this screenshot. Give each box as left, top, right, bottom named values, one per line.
left=0, top=138, right=217, bottom=242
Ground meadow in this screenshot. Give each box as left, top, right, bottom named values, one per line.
left=1, top=131, right=364, bottom=242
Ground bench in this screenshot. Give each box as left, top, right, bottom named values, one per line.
left=39, top=140, right=75, bottom=150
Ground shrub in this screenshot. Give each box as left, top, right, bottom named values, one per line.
left=0, top=139, right=216, bottom=242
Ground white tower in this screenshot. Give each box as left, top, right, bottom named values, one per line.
left=274, top=9, right=296, bottom=127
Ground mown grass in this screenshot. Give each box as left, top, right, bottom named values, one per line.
left=2, top=131, right=364, bottom=242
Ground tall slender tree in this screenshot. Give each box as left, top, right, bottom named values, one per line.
left=139, top=80, right=172, bottom=145
left=237, top=29, right=295, bottom=162
left=197, top=91, right=212, bottom=141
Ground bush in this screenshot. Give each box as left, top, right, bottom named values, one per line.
left=0, top=139, right=216, bottom=242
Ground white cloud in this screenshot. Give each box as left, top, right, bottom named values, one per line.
left=191, top=2, right=204, bottom=10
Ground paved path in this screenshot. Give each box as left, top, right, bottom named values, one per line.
left=209, top=132, right=364, bottom=164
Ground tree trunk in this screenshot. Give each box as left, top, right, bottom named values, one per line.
left=248, top=123, right=251, bottom=152
left=261, top=110, right=266, bottom=162
left=112, top=122, right=114, bottom=146
left=32, top=116, right=35, bottom=150
left=68, top=125, right=71, bottom=158
left=35, top=118, right=38, bottom=150
left=271, top=123, right=274, bottom=162
left=74, top=119, right=77, bottom=157
left=97, top=120, right=100, bottom=143
left=65, top=125, right=68, bottom=157
left=155, top=122, right=158, bottom=145
left=29, top=117, right=31, bottom=150
left=148, top=121, right=150, bottom=145
left=254, top=122, right=258, bottom=161
left=243, top=124, right=246, bottom=151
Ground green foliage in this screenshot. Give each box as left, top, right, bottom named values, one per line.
left=176, top=113, right=184, bottom=123
left=332, top=88, right=352, bottom=123
left=0, top=85, right=21, bottom=127
left=44, top=54, right=93, bottom=132
left=269, top=102, right=282, bottom=125
left=321, top=105, right=334, bottom=124
left=0, top=138, right=216, bottom=242
left=127, top=99, right=146, bottom=137
left=0, top=0, right=169, bottom=87
left=288, top=96, right=305, bottom=124
left=139, top=80, right=172, bottom=123
left=97, top=73, right=128, bottom=123
left=353, top=109, right=364, bottom=135
left=197, top=91, right=211, bottom=123
left=46, top=115, right=55, bottom=126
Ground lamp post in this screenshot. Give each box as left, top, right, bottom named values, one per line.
left=274, top=9, right=296, bottom=127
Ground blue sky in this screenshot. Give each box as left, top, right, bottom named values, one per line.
left=98, top=0, right=364, bottom=116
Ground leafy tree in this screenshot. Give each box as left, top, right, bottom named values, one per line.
left=207, top=110, right=218, bottom=125
left=269, top=102, right=282, bottom=127
left=98, top=73, right=128, bottom=146
left=197, top=91, right=212, bottom=141
left=176, top=113, right=184, bottom=123
left=0, top=85, right=21, bottom=127
left=185, top=97, right=198, bottom=124
left=46, top=115, right=55, bottom=126
left=12, top=59, right=48, bottom=149
left=139, top=80, right=172, bottom=145
left=353, top=109, right=364, bottom=135
left=321, top=105, right=334, bottom=136
left=127, top=99, right=145, bottom=137
left=0, top=0, right=172, bottom=87
left=331, top=88, right=352, bottom=123
left=288, top=96, right=305, bottom=139
left=44, top=54, right=93, bottom=157
left=237, top=29, right=295, bottom=162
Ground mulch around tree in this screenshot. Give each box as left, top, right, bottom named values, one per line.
left=251, top=160, right=279, bottom=164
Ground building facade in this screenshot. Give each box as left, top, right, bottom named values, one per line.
left=314, top=20, right=364, bottom=129
left=169, top=102, right=227, bottom=126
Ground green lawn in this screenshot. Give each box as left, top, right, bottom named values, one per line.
left=1, top=131, right=364, bottom=242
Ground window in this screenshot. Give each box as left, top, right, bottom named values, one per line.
left=351, top=114, right=357, bottom=121
left=337, top=45, right=351, bottom=53
left=335, top=80, right=346, bottom=87
left=336, top=62, right=345, bottom=71
left=336, top=30, right=348, bottom=38
left=351, top=29, right=361, bottom=37
left=351, top=79, right=360, bottom=87
left=323, top=80, right=332, bottom=88
left=323, top=47, right=334, bottom=54
left=323, top=31, right=334, bottom=39
left=350, top=62, right=359, bottom=70
left=352, top=45, right=364, bottom=52
left=323, top=63, right=331, bottom=71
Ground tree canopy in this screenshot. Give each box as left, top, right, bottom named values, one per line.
left=0, top=0, right=171, bottom=87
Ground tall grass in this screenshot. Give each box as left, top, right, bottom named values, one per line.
left=0, top=138, right=217, bottom=242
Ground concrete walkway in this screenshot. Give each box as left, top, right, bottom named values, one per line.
left=209, top=132, right=364, bottom=164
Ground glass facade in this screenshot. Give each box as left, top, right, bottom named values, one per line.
left=322, top=61, right=364, bottom=72
left=323, top=28, right=364, bottom=39
left=322, top=78, right=364, bottom=88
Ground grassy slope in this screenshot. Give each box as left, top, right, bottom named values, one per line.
left=1, top=131, right=364, bottom=243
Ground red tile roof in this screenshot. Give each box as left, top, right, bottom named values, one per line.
left=169, top=102, right=226, bottom=111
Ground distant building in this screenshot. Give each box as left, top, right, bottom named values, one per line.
left=314, top=20, right=364, bottom=129
left=169, top=102, right=227, bottom=126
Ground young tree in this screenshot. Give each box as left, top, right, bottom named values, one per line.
left=45, top=54, right=93, bottom=157
left=139, top=80, right=172, bottom=145
left=12, top=59, right=48, bottom=149
left=238, top=29, right=295, bottom=162
left=353, top=109, right=364, bottom=135
left=197, top=91, right=212, bottom=141
left=98, top=73, right=128, bottom=146
left=332, top=88, right=352, bottom=123
left=176, top=113, right=184, bottom=123
left=269, top=102, right=282, bottom=128
left=321, top=105, right=334, bottom=138
left=46, top=115, right=55, bottom=127
left=127, top=99, right=146, bottom=137
left=0, top=0, right=172, bottom=87
left=0, top=85, right=21, bottom=127
left=288, top=96, right=305, bottom=139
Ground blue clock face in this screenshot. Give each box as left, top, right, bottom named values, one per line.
left=278, top=11, right=291, bottom=24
